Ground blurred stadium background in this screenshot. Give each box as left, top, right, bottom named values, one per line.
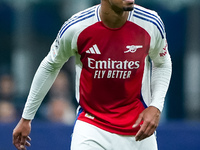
left=0, top=0, right=200, bottom=149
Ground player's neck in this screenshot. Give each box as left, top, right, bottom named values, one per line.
left=100, top=4, right=129, bottom=29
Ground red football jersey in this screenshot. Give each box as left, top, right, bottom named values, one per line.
left=77, top=20, right=150, bottom=134
left=22, top=4, right=171, bottom=136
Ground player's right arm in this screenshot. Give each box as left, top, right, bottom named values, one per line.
left=12, top=45, right=65, bottom=149
left=12, top=19, right=76, bottom=149
left=12, top=53, right=63, bottom=149
left=12, top=54, right=64, bottom=149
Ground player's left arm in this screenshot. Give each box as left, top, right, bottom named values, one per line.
left=133, top=19, right=172, bottom=141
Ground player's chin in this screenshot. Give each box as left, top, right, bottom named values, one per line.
left=123, top=6, right=134, bottom=11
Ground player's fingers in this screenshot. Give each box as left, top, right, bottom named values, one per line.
left=13, top=133, right=21, bottom=149
left=135, top=121, right=148, bottom=141
left=13, top=138, right=21, bottom=149
left=12, top=135, right=18, bottom=145
left=25, top=141, right=31, bottom=147
left=27, top=136, right=31, bottom=142
left=24, top=136, right=31, bottom=147
left=136, top=118, right=158, bottom=141
left=20, top=136, right=26, bottom=145
left=132, top=113, right=143, bottom=128
left=137, top=125, right=155, bottom=141
left=20, top=135, right=28, bottom=150
left=19, top=145, right=26, bottom=150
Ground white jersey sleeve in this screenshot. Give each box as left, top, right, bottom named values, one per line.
left=22, top=25, right=76, bottom=119
left=149, top=25, right=172, bottom=112
left=22, top=57, right=61, bottom=119
left=132, top=5, right=172, bottom=112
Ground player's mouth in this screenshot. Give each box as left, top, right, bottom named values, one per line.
left=123, top=0, right=135, bottom=5
left=123, top=0, right=134, bottom=11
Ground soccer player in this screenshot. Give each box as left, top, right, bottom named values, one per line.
left=13, top=0, right=172, bottom=150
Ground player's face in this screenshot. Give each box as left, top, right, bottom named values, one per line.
left=109, top=0, right=135, bottom=11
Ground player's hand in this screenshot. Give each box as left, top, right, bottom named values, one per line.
left=133, top=106, right=161, bottom=141
left=13, top=118, right=32, bottom=150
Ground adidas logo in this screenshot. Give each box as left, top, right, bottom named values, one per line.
left=86, top=44, right=101, bottom=54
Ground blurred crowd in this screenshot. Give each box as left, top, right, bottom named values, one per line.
left=0, top=74, right=16, bottom=123
left=0, top=69, right=76, bottom=125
